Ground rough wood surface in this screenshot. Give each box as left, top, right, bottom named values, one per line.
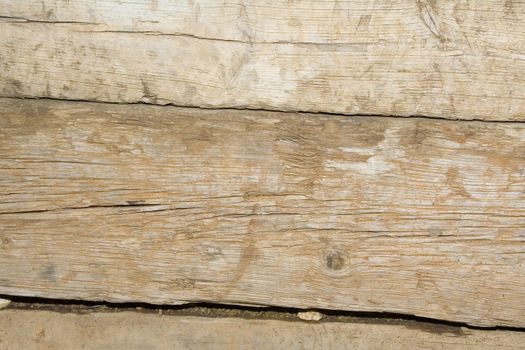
left=1, top=1, right=524, bottom=120
left=2, top=310, right=525, bottom=350
left=0, top=98, right=524, bottom=327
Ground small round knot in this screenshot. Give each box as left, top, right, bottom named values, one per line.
left=325, top=250, right=348, bottom=272
left=0, top=237, right=12, bottom=247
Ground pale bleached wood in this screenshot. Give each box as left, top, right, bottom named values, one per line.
left=2, top=310, right=525, bottom=350
left=2, top=0, right=523, bottom=45
left=0, top=98, right=524, bottom=327
left=0, top=1, right=524, bottom=120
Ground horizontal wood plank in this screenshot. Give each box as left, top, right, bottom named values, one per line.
left=0, top=98, right=524, bottom=326
left=2, top=309, right=525, bottom=350
left=0, top=0, right=524, bottom=120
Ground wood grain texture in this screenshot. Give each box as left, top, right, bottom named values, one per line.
left=2, top=310, right=525, bottom=350
left=0, top=98, right=524, bottom=327
left=1, top=0, right=524, bottom=120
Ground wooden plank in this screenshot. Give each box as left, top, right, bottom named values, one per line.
left=1, top=1, right=524, bottom=120
left=0, top=98, right=524, bottom=327
left=2, top=310, right=525, bottom=350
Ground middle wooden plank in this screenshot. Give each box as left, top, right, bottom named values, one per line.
left=0, top=98, right=524, bottom=327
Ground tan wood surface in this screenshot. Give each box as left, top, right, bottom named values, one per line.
left=0, top=98, right=524, bottom=326
left=1, top=0, right=524, bottom=120
left=2, top=309, right=525, bottom=350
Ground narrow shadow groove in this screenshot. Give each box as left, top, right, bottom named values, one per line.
left=2, top=294, right=524, bottom=332
left=2, top=96, right=524, bottom=124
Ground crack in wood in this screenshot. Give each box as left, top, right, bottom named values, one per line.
left=1, top=97, right=523, bottom=124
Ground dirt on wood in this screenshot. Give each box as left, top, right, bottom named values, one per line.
left=2, top=297, right=508, bottom=336
left=1, top=301, right=525, bottom=350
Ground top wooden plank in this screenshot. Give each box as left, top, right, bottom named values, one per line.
left=1, top=0, right=524, bottom=120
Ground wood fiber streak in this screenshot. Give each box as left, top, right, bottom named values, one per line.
left=0, top=98, right=524, bottom=326
left=0, top=0, right=524, bottom=120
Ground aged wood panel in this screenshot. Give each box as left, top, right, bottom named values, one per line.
left=2, top=310, right=525, bottom=350
left=0, top=98, right=524, bottom=327
left=2, top=0, right=523, bottom=44
left=0, top=0, right=524, bottom=120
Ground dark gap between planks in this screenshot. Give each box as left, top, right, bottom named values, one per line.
left=2, top=294, right=525, bottom=334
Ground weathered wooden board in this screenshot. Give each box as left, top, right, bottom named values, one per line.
left=1, top=0, right=524, bottom=120
left=0, top=98, right=524, bottom=327
left=2, top=310, right=525, bottom=350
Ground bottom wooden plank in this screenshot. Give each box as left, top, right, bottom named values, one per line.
left=0, top=98, right=524, bottom=327
left=1, top=309, right=524, bottom=350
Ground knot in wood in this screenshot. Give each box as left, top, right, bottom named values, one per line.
left=0, top=237, right=12, bottom=247
left=325, top=250, right=348, bottom=271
